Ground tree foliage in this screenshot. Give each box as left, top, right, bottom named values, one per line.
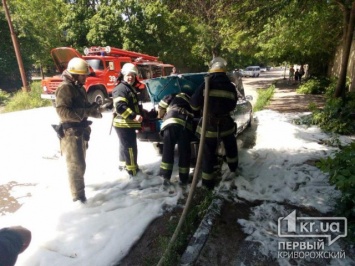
left=0, top=8, right=21, bottom=90
left=61, top=0, right=97, bottom=48
left=1, top=0, right=353, bottom=91
left=6, top=0, right=68, bottom=68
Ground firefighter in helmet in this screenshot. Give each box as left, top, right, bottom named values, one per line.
left=190, top=57, right=239, bottom=189
left=158, top=92, right=195, bottom=186
left=112, top=63, right=143, bottom=176
left=55, top=57, right=103, bottom=203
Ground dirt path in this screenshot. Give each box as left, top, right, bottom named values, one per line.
left=265, top=79, right=325, bottom=112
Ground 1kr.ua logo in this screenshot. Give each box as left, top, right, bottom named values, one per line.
left=278, top=210, right=347, bottom=246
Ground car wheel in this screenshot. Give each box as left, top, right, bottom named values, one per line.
left=88, top=90, right=105, bottom=105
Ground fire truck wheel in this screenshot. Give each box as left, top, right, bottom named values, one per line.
left=88, top=90, right=105, bottom=105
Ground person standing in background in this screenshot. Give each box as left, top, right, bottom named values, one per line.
left=170, top=67, right=178, bottom=76
left=288, top=65, right=295, bottom=84
left=294, top=69, right=300, bottom=84
left=299, top=65, right=305, bottom=83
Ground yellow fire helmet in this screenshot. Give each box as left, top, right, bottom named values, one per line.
left=67, top=57, right=90, bottom=75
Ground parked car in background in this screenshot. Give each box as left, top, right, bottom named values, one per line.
left=137, top=73, right=253, bottom=155
left=242, top=66, right=260, bottom=77
left=260, top=66, right=267, bottom=72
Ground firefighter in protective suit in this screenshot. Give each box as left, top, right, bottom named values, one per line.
left=112, top=63, right=143, bottom=176
left=55, top=57, right=103, bottom=203
left=190, top=57, right=239, bottom=189
left=158, top=92, right=195, bottom=185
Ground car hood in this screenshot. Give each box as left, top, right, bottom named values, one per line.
left=51, top=47, right=82, bottom=73
left=143, top=73, right=208, bottom=103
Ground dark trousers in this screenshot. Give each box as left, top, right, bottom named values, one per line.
left=160, top=125, right=192, bottom=182
left=202, top=133, right=238, bottom=182
left=114, top=127, right=139, bottom=175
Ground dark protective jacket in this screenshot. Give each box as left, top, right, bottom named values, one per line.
left=0, top=228, right=23, bottom=266
left=112, top=81, right=142, bottom=129
left=158, top=93, right=194, bottom=132
left=55, top=71, right=101, bottom=142
left=55, top=71, right=100, bottom=123
left=190, top=72, right=237, bottom=138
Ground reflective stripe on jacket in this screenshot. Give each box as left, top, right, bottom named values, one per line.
left=112, top=81, right=142, bottom=129
left=159, top=93, right=194, bottom=132
left=190, top=72, right=237, bottom=137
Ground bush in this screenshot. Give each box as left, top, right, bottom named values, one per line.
left=294, top=78, right=355, bottom=135
left=0, top=89, right=11, bottom=105
left=317, top=142, right=355, bottom=241
left=3, top=82, right=51, bottom=112
left=253, top=84, right=275, bottom=112
left=296, top=77, right=330, bottom=94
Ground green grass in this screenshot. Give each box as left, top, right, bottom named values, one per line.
left=253, top=84, right=275, bottom=112
left=2, top=82, right=52, bottom=113
left=143, top=189, right=214, bottom=266
left=0, top=89, right=11, bottom=105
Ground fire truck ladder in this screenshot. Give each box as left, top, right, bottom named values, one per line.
left=84, top=46, right=159, bottom=62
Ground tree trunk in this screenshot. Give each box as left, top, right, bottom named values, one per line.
left=334, top=1, right=355, bottom=98
left=2, top=0, right=30, bottom=92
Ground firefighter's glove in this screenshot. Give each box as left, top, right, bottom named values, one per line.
left=157, top=108, right=166, bottom=119
left=134, top=114, right=143, bottom=123
left=87, top=103, right=102, bottom=118
left=99, top=102, right=113, bottom=113
left=148, top=108, right=158, bottom=118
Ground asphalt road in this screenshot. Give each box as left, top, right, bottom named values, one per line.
left=242, top=68, right=286, bottom=106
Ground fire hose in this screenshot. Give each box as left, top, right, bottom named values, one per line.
left=157, top=74, right=211, bottom=266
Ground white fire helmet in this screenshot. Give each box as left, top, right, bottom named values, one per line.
left=209, top=57, right=227, bottom=73
left=67, top=57, right=90, bottom=75
left=121, top=63, right=138, bottom=76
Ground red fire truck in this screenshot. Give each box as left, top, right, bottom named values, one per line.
left=41, top=46, right=174, bottom=105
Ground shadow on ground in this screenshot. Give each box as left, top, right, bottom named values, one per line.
left=265, top=80, right=326, bottom=113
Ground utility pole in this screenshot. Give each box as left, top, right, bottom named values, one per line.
left=2, top=0, right=30, bottom=92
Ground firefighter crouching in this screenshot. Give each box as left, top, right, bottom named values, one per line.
left=190, top=57, right=239, bottom=190
left=55, top=57, right=104, bottom=203
left=158, top=93, right=195, bottom=186
left=112, top=63, right=143, bottom=177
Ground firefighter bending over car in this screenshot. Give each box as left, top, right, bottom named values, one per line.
left=55, top=57, right=105, bottom=203
left=190, top=57, right=239, bottom=190
left=158, top=92, right=196, bottom=187
left=112, top=63, right=144, bottom=177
